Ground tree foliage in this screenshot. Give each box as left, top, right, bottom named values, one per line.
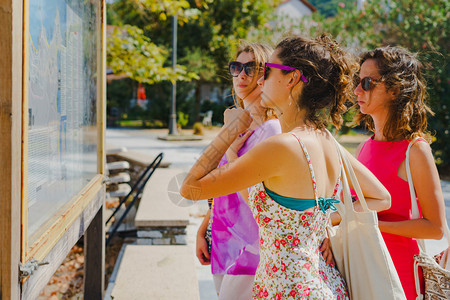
left=107, top=0, right=282, bottom=123
left=107, top=0, right=199, bottom=84
left=107, top=25, right=198, bottom=84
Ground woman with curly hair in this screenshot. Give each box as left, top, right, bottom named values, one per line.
left=195, top=42, right=281, bottom=300
left=182, top=34, right=391, bottom=299
left=354, top=46, right=446, bottom=299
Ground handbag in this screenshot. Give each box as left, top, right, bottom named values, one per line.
left=327, top=140, right=406, bottom=300
left=205, top=218, right=212, bottom=254
left=205, top=198, right=214, bottom=254
left=405, top=138, right=450, bottom=300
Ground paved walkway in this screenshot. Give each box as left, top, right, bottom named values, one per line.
left=106, top=128, right=450, bottom=299
left=107, top=128, right=220, bottom=299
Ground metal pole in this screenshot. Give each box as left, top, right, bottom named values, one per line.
left=168, top=14, right=178, bottom=135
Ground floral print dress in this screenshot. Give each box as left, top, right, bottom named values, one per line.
left=248, top=133, right=349, bottom=299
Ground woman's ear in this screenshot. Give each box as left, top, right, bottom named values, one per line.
left=388, top=86, right=400, bottom=101
left=287, top=70, right=301, bottom=88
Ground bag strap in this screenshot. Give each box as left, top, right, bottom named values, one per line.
left=405, top=137, right=450, bottom=250
left=405, top=138, right=424, bottom=300
left=333, top=139, right=370, bottom=213
left=405, top=138, right=422, bottom=220
left=405, top=138, right=427, bottom=254
left=413, top=259, right=423, bottom=300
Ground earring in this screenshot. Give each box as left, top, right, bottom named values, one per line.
left=288, top=95, right=293, bottom=107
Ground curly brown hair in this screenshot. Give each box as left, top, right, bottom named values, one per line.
left=275, top=34, right=357, bottom=129
left=355, top=46, right=434, bottom=142
left=231, top=42, right=276, bottom=121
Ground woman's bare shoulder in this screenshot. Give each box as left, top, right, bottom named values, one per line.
left=409, top=139, right=433, bottom=164
left=250, top=133, right=303, bottom=159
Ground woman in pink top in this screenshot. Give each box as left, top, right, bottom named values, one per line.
left=354, top=46, right=446, bottom=299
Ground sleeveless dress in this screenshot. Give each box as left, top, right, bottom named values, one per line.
left=248, top=133, right=349, bottom=299
left=357, top=136, right=424, bottom=299
left=211, top=119, right=282, bottom=275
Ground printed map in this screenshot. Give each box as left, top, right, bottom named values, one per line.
left=28, top=0, right=98, bottom=239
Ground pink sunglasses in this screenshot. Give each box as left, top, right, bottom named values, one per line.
left=264, top=63, right=308, bottom=83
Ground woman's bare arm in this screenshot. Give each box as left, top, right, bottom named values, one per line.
left=378, top=141, right=445, bottom=239
left=181, top=108, right=286, bottom=200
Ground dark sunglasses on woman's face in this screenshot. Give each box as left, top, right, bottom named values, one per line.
left=358, top=76, right=383, bottom=91
left=228, top=61, right=257, bottom=77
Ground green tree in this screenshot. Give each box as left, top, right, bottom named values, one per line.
left=107, top=24, right=198, bottom=84
left=106, top=0, right=200, bottom=126
left=108, top=0, right=282, bottom=123
left=179, top=48, right=216, bottom=122
left=177, top=0, right=283, bottom=121
left=308, top=0, right=354, bottom=17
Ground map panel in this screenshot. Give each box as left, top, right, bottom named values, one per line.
left=28, top=0, right=99, bottom=241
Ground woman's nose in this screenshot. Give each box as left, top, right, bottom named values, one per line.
left=354, top=83, right=363, bottom=95
left=257, top=76, right=264, bottom=87
left=238, top=68, right=247, bottom=79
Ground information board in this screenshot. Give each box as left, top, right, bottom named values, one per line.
left=27, top=0, right=99, bottom=241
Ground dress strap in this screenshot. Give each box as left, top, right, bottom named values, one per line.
left=290, top=133, right=319, bottom=205
left=332, top=155, right=342, bottom=198
left=410, top=137, right=427, bottom=146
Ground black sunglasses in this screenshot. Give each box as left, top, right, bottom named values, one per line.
left=228, top=61, right=258, bottom=77
left=358, top=76, right=383, bottom=91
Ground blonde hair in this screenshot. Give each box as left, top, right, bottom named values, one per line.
left=231, top=42, right=276, bottom=121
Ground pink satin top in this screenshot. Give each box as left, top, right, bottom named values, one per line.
left=358, top=136, right=423, bottom=299
left=211, top=119, right=281, bottom=275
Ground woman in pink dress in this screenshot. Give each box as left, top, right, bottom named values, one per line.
left=354, top=46, right=446, bottom=299
left=195, top=42, right=282, bottom=299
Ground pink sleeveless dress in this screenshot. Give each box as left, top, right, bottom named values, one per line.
left=357, top=137, right=424, bottom=299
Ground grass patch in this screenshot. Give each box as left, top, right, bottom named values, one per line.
left=119, top=120, right=144, bottom=127
left=119, top=120, right=165, bottom=128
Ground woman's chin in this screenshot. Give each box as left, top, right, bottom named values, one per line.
left=235, top=93, right=245, bottom=100
left=260, top=97, right=273, bottom=109
left=235, top=90, right=248, bottom=100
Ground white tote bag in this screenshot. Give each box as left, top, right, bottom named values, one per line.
left=328, top=140, right=406, bottom=300
left=405, top=138, right=450, bottom=300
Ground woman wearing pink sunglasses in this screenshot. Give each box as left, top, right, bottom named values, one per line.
left=183, top=34, right=391, bottom=299
left=354, top=46, right=446, bottom=299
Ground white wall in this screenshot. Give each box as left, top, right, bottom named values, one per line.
left=276, top=0, right=313, bottom=21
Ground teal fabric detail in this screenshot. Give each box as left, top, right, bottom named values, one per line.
left=264, top=186, right=340, bottom=213
left=317, top=197, right=340, bottom=214
left=264, top=186, right=317, bottom=211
